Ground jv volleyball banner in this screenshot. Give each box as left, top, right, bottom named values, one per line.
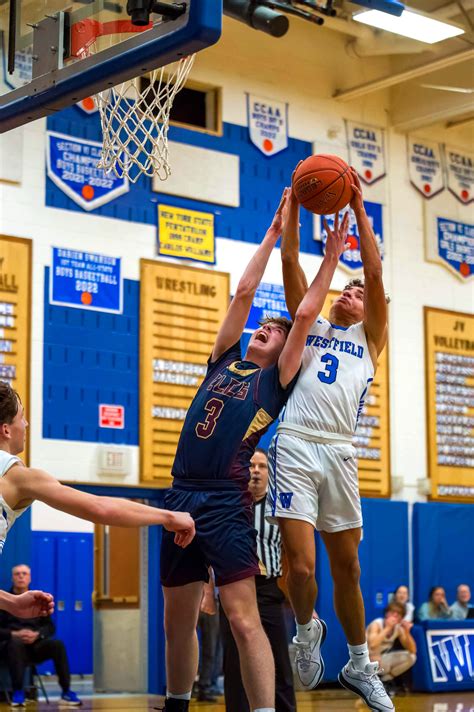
left=318, top=201, right=384, bottom=274
left=408, top=137, right=444, bottom=199
left=247, top=94, right=288, bottom=156
left=345, top=120, right=386, bottom=185
left=46, top=131, right=129, bottom=211
left=445, top=146, right=474, bottom=204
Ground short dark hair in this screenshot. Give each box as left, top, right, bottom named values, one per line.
left=384, top=601, right=405, bottom=617
left=258, top=315, right=292, bottom=336
left=343, top=278, right=391, bottom=304
left=254, top=447, right=268, bottom=458
left=0, top=382, right=20, bottom=426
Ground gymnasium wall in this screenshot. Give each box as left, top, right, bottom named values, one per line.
left=0, top=13, right=472, bottom=689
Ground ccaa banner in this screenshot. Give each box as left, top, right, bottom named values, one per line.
left=444, top=146, right=474, bottom=204
left=318, top=201, right=384, bottom=274
left=76, top=97, right=99, bottom=115
left=247, top=94, right=288, bottom=156
left=407, top=137, right=444, bottom=199
left=345, top=121, right=386, bottom=185
left=46, top=131, right=129, bottom=211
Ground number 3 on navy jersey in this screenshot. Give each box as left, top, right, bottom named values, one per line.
left=195, top=398, right=224, bottom=439
left=317, top=354, right=339, bottom=384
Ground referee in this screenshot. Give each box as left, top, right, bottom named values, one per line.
left=220, top=448, right=296, bottom=712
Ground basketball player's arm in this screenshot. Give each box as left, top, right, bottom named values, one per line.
left=211, top=188, right=290, bottom=362
left=397, top=625, right=417, bottom=653
left=350, top=169, right=387, bottom=355
left=11, top=466, right=195, bottom=547
left=0, top=590, right=54, bottom=618
left=278, top=213, right=349, bottom=387
left=281, top=183, right=308, bottom=319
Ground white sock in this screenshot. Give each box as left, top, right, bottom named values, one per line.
left=254, top=709, right=276, bottom=712
left=296, top=617, right=315, bottom=642
left=166, top=691, right=192, bottom=700
left=348, top=642, right=370, bottom=671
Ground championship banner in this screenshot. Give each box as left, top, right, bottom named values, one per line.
left=425, top=214, right=474, bottom=281
left=407, top=136, right=444, bottom=199
left=46, top=131, right=129, bottom=211
left=445, top=146, right=474, bottom=204
left=424, top=307, right=474, bottom=502
left=247, top=94, right=288, bottom=156
left=50, top=247, right=123, bottom=313
left=1, top=31, right=32, bottom=89
left=345, top=120, right=386, bottom=185
left=317, top=201, right=384, bottom=274
left=0, top=236, right=31, bottom=465
left=140, top=260, right=229, bottom=485
left=158, top=204, right=215, bottom=264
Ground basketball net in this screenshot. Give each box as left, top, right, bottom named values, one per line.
left=72, top=20, right=195, bottom=183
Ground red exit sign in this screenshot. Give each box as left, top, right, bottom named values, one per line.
left=99, top=404, right=125, bottom=429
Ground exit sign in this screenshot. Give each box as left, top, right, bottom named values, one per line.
left=99, top=404, right=125, bottom=429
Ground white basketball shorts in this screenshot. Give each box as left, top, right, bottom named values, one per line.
left=266, top=430, right=362, bottom=533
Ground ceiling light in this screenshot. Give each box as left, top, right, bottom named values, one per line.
left=353, top=8, right=465, bottom=43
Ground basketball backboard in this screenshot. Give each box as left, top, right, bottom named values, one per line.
left=0, top=0, right=222, bottom=132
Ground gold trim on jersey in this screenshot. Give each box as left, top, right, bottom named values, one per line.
left=227, top=361, right=259, bottom=377
left=243, top=408, right=273, bottom=441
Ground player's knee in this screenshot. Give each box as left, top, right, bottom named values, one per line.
left=226, top=609, right=258, bottom=645
left=288, top=558, right=315, bottom=585
left=409, top=653, right=417, bottom=666
left=331, top=556, right=360, bottom=586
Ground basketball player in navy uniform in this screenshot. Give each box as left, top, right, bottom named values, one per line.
left=160, top=188, right=351, bottom=712
left=267, top=169, right=393, bottom=711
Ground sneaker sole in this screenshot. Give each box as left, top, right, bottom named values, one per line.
left=338, top=670, right=393, bottom=712
left=299, top=618, right=328, bottom=691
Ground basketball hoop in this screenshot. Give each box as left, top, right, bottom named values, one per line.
left=71, top=19, right=195, bottom=183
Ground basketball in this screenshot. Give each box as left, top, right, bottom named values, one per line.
left=292, top=154, right=354, bottom=215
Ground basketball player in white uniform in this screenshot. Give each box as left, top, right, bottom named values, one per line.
left=267, top=168, right=393, bottom=712
left=0, top=383, right=195, bottom=554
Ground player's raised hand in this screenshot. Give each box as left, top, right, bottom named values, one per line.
left=323, top=210, right=350, bottom=261
left=267, top=187, right=291, bottom=238
left=8, top=590, right=55, bottom=618
left=349, top=167, right=364, bottom=213
left=165, top=511, right=196, bottom=548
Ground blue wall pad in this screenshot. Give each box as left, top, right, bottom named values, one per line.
left=43, top=267, right=139, bottom=444
left=412, top=502, right=474, bottom=608
left=0, top=509, right=31, bottom=590
left=317, top=499, right=409, bottom=681
left=31, top=531, right=94, bottom=676
left=46, top=109, right=320, bottom=256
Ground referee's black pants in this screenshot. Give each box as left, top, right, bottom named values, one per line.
left=220, top=576, right=296, bottom=712
left=3, top=637, right=71, bottom=692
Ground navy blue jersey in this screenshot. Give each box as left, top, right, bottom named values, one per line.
left=172, top=341, right=297, bottom=490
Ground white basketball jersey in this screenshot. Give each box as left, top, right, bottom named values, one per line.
left=0, top=450, right=28, bottom=554
left=281, top=316, right=374, bottom=437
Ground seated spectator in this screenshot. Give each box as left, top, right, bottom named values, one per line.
left=417, top=586, right=453, bottom=621
left=392, top=585, right=414, bottom=623
left=367, top=602, right=417, bottom=690
left=0, top=564, right=82, bottom=708
left=450, top=584, right=472, bottom=620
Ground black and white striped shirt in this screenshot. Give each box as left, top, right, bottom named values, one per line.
left=254, top=496, right=282, bottom=579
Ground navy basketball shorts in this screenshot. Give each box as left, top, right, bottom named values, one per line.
left=160, top=484, right=260, bottom=588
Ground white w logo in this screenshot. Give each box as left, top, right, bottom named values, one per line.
left=428, top=631, right=474, bottom=683
left=279, top=492, right=293, bottom=509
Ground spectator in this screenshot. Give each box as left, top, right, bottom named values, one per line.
left=0, top=564, right=82, bottom=708
left=367, top=602, right=416, bottom=691
left=417, top=586, right=452, bottom=621
left=220, top=448, right=296, bottom=712
left=450, top=584, right=472, bottom=620
left=392, top=585, right=414, bottom=623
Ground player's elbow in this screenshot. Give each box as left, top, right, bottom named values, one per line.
left=90, top=497, right=116, bottom=524
left=235, top=278, right=255, bottom=300
left=293, top=306, right=315, bottom=328
left=281, top=249, right=299, bottom=265
left=363, top=263, right=383, bottom=281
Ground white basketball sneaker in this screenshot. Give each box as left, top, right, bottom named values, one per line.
left=293, top=618, right=327, bottom=690
left=338, top=660, right=395, bottom=711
